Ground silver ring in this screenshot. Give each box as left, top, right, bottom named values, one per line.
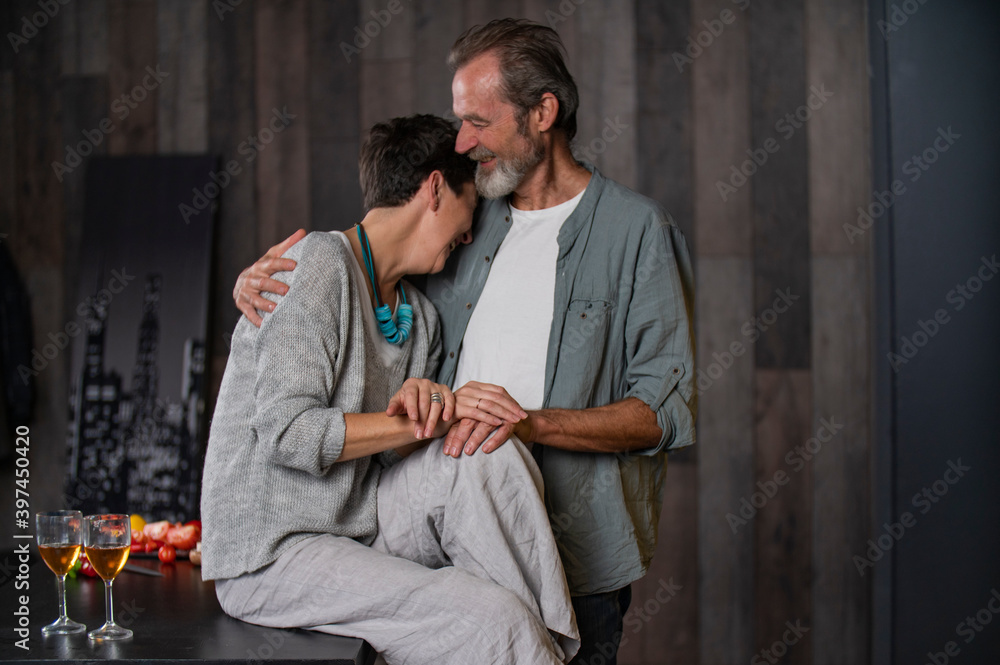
left=476, top=398, right=482, bottom=409
left=430, top=392, right=443, bottom=404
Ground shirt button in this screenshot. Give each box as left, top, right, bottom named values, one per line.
left=673, top=367, right=680, bottom=374
left=580, top=313, right=587, bottom=319
left=485, top=256, right=490, bottom=262
left=505, top=216, right=510, bottom=222
left=449, top=352, right=455, bottom=358
left=465, top=303, right=471, bottom=309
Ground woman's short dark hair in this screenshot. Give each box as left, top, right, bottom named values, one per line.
left=359, top=114, right=476, bottom=210
left=448, top=18, right=579, bottom=140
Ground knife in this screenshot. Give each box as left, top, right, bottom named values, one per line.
left=122, top=563, right=164, bottom=577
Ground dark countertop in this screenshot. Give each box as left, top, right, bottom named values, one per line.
left=1, top=550, right=375, bottom=664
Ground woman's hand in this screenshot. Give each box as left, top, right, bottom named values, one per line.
left=386, top=379, right=461, bottom=440
left=234, top=229, right=307, bottom=327
left=452, top=381, right=527, bottom=424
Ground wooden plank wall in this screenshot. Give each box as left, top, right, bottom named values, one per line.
left=1, top=1, right=874, bottom=663
left=690, top=1, right=873, bottom=665
left=806, top=0, right=872, bottom=663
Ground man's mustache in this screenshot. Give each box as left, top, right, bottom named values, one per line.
left=468, top=146, right=497, bottom=162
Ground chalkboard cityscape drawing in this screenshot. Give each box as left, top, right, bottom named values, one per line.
left=65, top=156, right=216, bottom=521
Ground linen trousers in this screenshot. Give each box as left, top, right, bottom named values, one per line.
left=215, top=437, right=580, bottom=665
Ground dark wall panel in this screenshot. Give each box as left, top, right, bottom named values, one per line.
left=59, top=76, right=107, bottom=322
left=208, top=0, right=258, bottom=370
left=309, top=0, right=362, bottom=231
left=749, top=0, right=811, bottom=370
left=879, top=1, right=1000, bottom=663
left=254, top=0, right=311, bottom=249
left=755, top=370, right=813, bottom=665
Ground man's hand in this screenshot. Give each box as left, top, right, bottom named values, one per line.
left=234, top=229, right=307, bottom=327
left=443, top=418, right=514, bottom=457
left=442, top=382, right=528, bottom=457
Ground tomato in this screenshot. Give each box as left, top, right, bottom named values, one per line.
left=166, top=525, right=199, bottom=551
left=158, top=544, right=177, bottom=563
left=143, top=520, right=172, bottom=542
left=79, top=556, right=98, bottom=578
left=184, top=520, right=202, bottom=535
left=130, top=541, right=144, bottom=553
left=144, top=540, right=159, bottom=553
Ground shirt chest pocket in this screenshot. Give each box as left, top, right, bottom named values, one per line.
left=557, top=299, right=615, bottom=384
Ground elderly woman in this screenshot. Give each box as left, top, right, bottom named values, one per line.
left=199, top=115, right=578, bottom=665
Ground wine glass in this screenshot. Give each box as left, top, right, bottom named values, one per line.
left=36, top=511, right=86, bottom=635
left=84, top=514, right=133, bottom=641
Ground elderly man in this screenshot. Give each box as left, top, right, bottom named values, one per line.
left=235, top=19, right=695, bottom=665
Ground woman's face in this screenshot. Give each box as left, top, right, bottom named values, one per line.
left=424, top=180, right=477, bottom=274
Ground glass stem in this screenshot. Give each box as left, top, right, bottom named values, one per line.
left=104, top=579, right=116, bottom=627
left=56, top=574, right=68, bottom=621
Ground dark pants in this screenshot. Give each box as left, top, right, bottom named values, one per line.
left=569, top=585, right=632, bottom=665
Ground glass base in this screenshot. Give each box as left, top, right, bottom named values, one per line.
left=88, top=623, right=132, bottom=641
left=42, top=617, right=86, bottom=635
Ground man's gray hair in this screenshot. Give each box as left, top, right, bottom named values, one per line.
left=448, top=18, right=580, bottom=141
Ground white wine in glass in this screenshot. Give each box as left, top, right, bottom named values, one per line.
left=84, top=514, right=133, bottom=641
left=36, top=511, right=86, bottom=635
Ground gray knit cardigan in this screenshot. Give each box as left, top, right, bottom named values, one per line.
left=200, top=232, right=440, bottom=581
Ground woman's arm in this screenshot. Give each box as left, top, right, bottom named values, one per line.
left=342, top=377, right=457, bottom=461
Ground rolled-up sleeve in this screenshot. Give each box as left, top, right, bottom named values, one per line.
left=623, top=221, right=697, bottom=455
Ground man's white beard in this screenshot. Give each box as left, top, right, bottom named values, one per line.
left=469, top=139, right=544, bottom=200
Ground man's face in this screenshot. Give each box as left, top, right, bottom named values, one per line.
left=452, top=53, right=544, bottom=199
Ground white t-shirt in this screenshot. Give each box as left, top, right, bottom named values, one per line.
left=452, top=190, right=585, bottom=409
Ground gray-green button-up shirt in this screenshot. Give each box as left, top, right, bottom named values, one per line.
left=422, top=166, right=696, bottom=595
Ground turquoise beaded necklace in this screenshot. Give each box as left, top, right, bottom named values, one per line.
left=355, top=223, right=413, bottom=345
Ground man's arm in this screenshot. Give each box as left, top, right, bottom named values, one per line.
left=235, top=229, right=306, bottom=326
left=445, top=396, right=661, bottom=457
left=517, top=397, right=661, bottom=453
left=450, top=214, right=695, bottom=458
